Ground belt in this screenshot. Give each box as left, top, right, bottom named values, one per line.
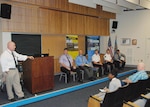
left=9, top=68, right=17, bottom=70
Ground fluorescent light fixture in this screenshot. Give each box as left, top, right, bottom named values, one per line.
left=103, top=0, right=117, bottom=4
left=102, top=6, right=123, bottom=14
left=140, top=0, right=150, bottom=9
left=117, top=0, right=137, bottom=9
left=125, top=0, right=139, bottom=5
left=93, top=0, right=123, bottom=10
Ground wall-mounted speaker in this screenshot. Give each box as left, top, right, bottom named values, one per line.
left=112, top=21, right=118, bottom=29
left=0, top=3, right=11, bottom=19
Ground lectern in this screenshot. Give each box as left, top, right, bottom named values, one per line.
left=23, top=56, right=54, bottom=94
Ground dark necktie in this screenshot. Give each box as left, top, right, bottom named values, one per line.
left=12, top=52, right=17, bottom=67
left=66, top=55, right=72, bottom=68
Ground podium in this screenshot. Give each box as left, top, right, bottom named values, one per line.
left=23, top=56, right=54, bottom=94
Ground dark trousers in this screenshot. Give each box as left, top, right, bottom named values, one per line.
left=60, top=67, right=81, bottom=82
left=114, top=60, right=125, bottom=69
left=78, top=66, right=93, bottom=78
left=104, top=62, right=113, bottom=73
left=93, top=63, right=102, bottom=77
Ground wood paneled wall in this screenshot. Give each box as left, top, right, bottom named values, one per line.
left=1, top=6, right=110, bottom=36
left=1, top=0, right=114, bottom=35
left=9, top=0, right=115, bottom=19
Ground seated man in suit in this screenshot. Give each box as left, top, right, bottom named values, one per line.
left=59, top=48, right=81, bottom=83
left=75, top=50, right=95, bottom=81
left=114, top=49, right=126, bottom=69
left=104, top=49, right=113, bottom=74
left=96, top=69, right=121, bottom=100
left=92, top=49, right=103, bottom=77
left=123, top=62, right=148, bottom=84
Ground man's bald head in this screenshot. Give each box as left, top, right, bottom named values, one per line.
left=137, top=62, right=145, bottom=71
left=7, top=41, right=16, bottom=51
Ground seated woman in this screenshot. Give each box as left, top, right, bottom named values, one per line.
left=103, top=49, right=113, bottom=74
left=95, top=69, right=121, bottom=100
left=92, top=49, right=103, bottom=77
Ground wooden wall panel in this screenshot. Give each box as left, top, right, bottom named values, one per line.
left=1, top=3, right=110, bottom=36
left=54, top=0, right=69, bottom=10
left=85, top=16, right=98, bottom=35
left=1, top=4, right=40, bottom=33
left=39, top=9, right=49, bottom=33
left=39, top=9, right=68, bottom=34
left=100, top=18, right=109, bottom=36
left=69, top=3, right=87, bottom=15
left=42, top=35, right=66, bottom=58
left=9, top=0, right=116, bottom=19
left=86, top=7, right=97, bottom=16
left=97, top=18, right=102, bottom=35
left=78, top=36, right=85, bottom=54
left=67, top=13, right=85, bottom=34
left=61, top=12, right=68, bottom=34
left=48, top=10, right=62, bottom=34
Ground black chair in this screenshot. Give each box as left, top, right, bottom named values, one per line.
left=122, top=82, right=140, bottom=101
left=101, top=90, right=119, bottom=107
left=145, top=99, right=150, bottom=107
left=137, top=78, right=150, bottom=95
left=113, top=87, right=127, bottom=107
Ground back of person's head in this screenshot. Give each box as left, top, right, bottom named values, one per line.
left=108, top=68, right=118, bottom=78
left=137, top=62, right=145, bottom=71
left=64, top=48, right=68, bottom=51
left=116, top=49, right=120, bottom=53
left=106, top=49, right=110, bottom=53
left=95, top=49, right=99, bottom=54
left=63, top=48, right=68, bottom=54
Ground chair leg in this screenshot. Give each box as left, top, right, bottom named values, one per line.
left=73, top=74, right=76, bottom=82
left=101, top=67, right=104, bottom=76
left=107, top=65, right=111, bottom=73
left=65, top=73, right=67, bottom=83
left=82, top=70, right=84, bottom=80
left=59, top=74, right=62, bottom=81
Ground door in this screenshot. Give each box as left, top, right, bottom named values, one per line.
left=145, top=38, right=150, bottom=71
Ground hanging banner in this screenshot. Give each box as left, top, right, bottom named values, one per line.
left=86, top=36, right=100, bottom=62
left=66, top=35, right=79, bottom=59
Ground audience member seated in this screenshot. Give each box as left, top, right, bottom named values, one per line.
left=95, top=69, right=121, bottom=100
left=114, top=49, right=126, bottom=69
left=123, top=62, right=148, bottom=84
left=92, top=49, right=103, bottom=77
left=103, top=49, right=113, bottom=74
left=75, top=50, right=95, bottom=81
left=59, top=48, right=81, bottom=83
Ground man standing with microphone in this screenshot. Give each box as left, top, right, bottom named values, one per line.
left=0, top=41, right=34, bottom=102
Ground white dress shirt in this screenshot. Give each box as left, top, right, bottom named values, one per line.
left=104, top=53, right=112, bottom=62
left=92, top=54, right=100, bottom=62
left=109, top=77, right=121, bottom=92
left=0, top=49, right=28, bottom=72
